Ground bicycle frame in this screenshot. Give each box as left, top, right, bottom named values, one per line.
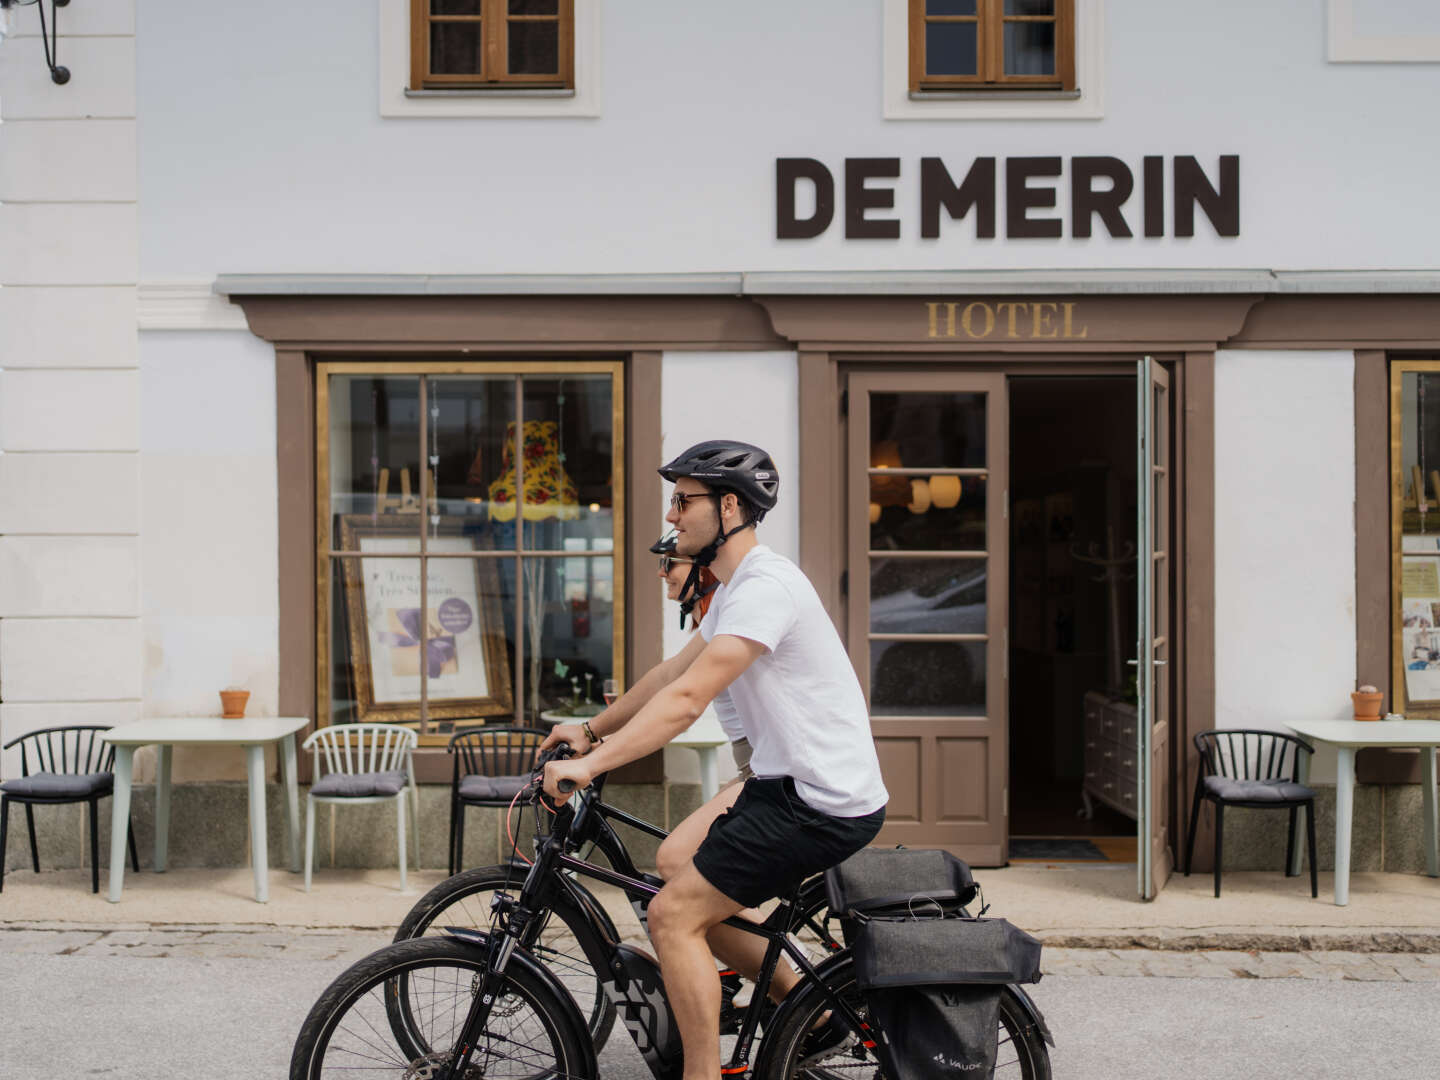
left=442, top=779, right=874, bottom=1080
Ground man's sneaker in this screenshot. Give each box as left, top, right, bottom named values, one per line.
left=798, top=1012, right=854, bottom=1066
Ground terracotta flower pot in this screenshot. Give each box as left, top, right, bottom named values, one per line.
left=1351, top=691, right=1383, bottom=722
left=220, top=690, right=250, bottom=719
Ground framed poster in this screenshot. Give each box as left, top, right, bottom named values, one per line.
left=1401, top=553, right=1440, bottom=704
left=339, top=516, right=512, bottom=723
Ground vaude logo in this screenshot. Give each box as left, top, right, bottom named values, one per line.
left=934, top=1058, right=987, bottom=1072
left=755, top=471, right=771, bottom=479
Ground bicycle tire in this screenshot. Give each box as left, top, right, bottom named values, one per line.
left=754, top=953, right=1052, bottom=1080
left=395, top=864, right=618, bottom=1051
left=291, top=936, right=593, bottom=1080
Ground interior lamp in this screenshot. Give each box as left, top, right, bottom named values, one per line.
left=930, top=475, right=962, bottom=509
left=907, top=478, right=931, bottom=514
left=487, top=420, right=580, bottom=522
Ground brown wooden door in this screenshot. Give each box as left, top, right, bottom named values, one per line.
left=847, top=372, right=1008, bottom=864
left=1138, top=357, right=1175, bottom=898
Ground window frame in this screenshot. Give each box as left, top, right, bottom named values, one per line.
left=409, top=0, right=575, bottom=91
left=1389, top=356, right=1440, bottom=716
left=315, top=357, right=624, bottom=747
left=908, top=0, right=1076, bottom=93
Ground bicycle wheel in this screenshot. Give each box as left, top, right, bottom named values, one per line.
left=395, top=865, right=617, bottom=1051
left=755, top=954, right=1051, bottom=1080
left=291, top=937, right=591, bottom=1080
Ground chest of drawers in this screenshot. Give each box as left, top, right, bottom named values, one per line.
left=1082, top=691, right=1139, bottom=821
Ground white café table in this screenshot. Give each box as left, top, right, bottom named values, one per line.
left=1285, top=718, right=1440, bottom=906
left=101, top=716, right=308, bottom=903
left=671, top=709, right=730, bottom=804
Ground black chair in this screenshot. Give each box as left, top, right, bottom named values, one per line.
left=1184, top=729, right=1317, bottom=899
left=447, top=726, right=548, bottom=874
left=1, top=725, right=139, bottom=894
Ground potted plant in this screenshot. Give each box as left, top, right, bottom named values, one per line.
left=538, top=672, right=604, bottom=727
left=220, top=686, right=250, bottom=718
left=1351, top=683, right=1383, bottom=722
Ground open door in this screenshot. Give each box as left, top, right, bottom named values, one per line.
left=1137, top=356, right=1175, bottom=898
left=847, top=372, right=1009, bottom=863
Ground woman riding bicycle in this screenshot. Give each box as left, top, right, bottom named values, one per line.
left=541, top=439, right=888, bottom=1080
left=653, top=528, right=754, bottom=785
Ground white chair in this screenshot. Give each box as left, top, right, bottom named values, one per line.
left=302, top=723, right=420, bottom=892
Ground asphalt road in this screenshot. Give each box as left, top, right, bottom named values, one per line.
left=2, top=929, right=1438, bottom=1078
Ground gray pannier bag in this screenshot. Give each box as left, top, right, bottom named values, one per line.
left=825, top=849, right=1041, bottom=1080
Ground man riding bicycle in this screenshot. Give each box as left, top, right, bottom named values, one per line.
left=541, top=439, right=888, bottom=1080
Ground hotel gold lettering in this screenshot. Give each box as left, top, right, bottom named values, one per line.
left=926, top=301, right=1088, bottom=340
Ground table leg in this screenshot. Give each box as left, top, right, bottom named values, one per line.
left=246, top=745, right=269, bottom=903
left=1289, top=748, right=1311, bottom=877
left=154, top=744, right=172, bottom=873
left=1334, top=746, right=1355, bottom=906
left=281, top=735, right=302, bottom=873
left=107, top=747, right=135, bottom=903
left=1422, top=746, right=1439, bottom=879
left=697, top=747, right=719, bottom=805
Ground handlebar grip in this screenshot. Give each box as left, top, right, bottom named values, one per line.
left=556, top=778, right=577, bottom=794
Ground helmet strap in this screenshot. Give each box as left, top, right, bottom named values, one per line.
left=676, top=564, right=720, bottom=629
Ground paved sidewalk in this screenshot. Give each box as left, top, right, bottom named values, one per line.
left=3, top=861, right=1438, bottom=952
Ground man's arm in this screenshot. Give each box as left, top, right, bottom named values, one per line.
left=542, top=634, right=766, bottom=796
left=540, top=630, right=709, bottom=753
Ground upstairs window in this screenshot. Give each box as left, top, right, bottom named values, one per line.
left=410, top=0, right=574, bottom=90
left=909, top=0, right=1076, bottom=93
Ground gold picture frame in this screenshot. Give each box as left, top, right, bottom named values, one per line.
left=339, top=515, right=513, bottom=725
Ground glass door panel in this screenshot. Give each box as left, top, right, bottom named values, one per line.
left=849, top=371, right=1008, bottom=860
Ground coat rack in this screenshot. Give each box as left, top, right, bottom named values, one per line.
left=1070, top=526, right=1136, bottom=693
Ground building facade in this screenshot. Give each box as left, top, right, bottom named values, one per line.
left=4, top=0, right=1440, bottom=895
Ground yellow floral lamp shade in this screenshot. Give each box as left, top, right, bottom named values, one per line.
left=487, top=420, right=580, bottom=522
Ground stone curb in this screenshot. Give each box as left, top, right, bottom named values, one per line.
left=8, top=921, right=1440, bottom=954
left=1033, top=927, right=1440, bottom=953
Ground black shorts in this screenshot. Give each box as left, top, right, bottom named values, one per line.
left=692, top=777, right=886, bottom=908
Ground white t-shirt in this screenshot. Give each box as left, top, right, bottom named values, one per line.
left=700, top=545, right=889, bottom=817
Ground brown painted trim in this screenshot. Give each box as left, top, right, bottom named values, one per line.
left=1170, top=357, right=1188, bottom=875
left=1181, top=351, right=1216, bottom=870
left=1231, top=297, right=1440, bottom=349
left=276, top=350, right=317, bottom=781
left=798, top=352, right=842, bottom=622
left=613, top=352, right=665, bottom=785
left=756, top=296, right=1260, bottom=354
left=229, top=296, right=787, bottom=352
left=1357, top=350, right=1419, bottom=783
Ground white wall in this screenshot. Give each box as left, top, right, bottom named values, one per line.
left=1214, top=350, right=1355, bottom=783
left=135, top=0, right=1440, bottom=278
left=0, top=2, right=142, bottom=779
left=657, top=351, right=799, bottom=783
left=138, top=330, right=279, bottom=781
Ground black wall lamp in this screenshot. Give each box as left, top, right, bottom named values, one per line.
left=0, top=0, right=72, bottom=85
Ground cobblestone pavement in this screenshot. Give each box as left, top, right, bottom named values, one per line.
left=5, top=925, right=1440, bottom=981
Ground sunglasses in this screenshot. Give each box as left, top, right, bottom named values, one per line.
left=658, top=554, right=694, bottom=574
left=668, top=490, right=722, bottom=513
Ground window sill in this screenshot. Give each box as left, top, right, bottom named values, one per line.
left=910, top=89, right=1082, bottom=101
left=406, top=88, right=577, bottom=99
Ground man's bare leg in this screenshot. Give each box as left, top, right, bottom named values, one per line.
left=656, top=782, right=743, bottom=882
left=647, top=863, right=746, bottom=1080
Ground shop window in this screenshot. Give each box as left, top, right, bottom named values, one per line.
left=318, top=361, right=622, bottom=745
left=1392, top=358, right=1440, bottom=713
left=909, top=0, right=1075, bottom=93
left=410, top=0, right=574, bottom=90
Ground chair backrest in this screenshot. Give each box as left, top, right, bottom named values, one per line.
left=2, top=725, right=115, bottom=777
left=1193, top=729, right=1313, bottom=784
left=303, top=723, right=417, bottom=778
left=448, top=726, right=547, bottom=780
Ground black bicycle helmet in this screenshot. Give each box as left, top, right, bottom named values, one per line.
left=650, top=531, right=678, bottom=555
left=657, top=440, right=780, bottom=513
